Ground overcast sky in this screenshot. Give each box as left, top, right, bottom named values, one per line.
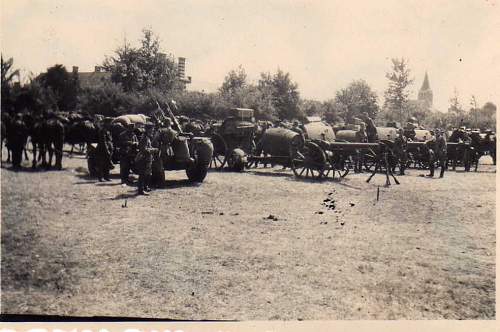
left=1, top=0, right=499, bottom=111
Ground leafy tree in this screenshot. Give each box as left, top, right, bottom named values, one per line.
left=103, top=29, right=178, bottom=93
left=36, top=64, right=78, bottom=111
left=334, top=79, right=379, bottom=122
left=78, top=82, right=138, bottom=117
left=322, top=99, right=345, bottom=124
left=300, top=99, right=324, bottom=117
left=219, top=65, right=247, bottom=97
left=1, top=55, right=20, bottom=112
left=383, top=58, right=414, bottom=124
left=481, top=102, right=496, bottom=118
left=257, top=69, right=301, bottom=120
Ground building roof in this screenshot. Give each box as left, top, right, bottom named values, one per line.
left=78, top=71, right=111, bottom=89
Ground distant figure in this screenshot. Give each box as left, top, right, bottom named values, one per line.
left=118, top=123, right=138, bottom=184
left=135, top=123, right=158, bottom=195
left=435, top=130, right=447, bottom=178
left=354, top=123, right=368, bottom=173
left=362, top=113, right=378, bottom=143
left=95, top=121, right=114, bottom=182
left=394, top=128, right=408, bottom=175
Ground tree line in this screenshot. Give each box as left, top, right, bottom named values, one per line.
left=1, top=29, right=496, bottom=130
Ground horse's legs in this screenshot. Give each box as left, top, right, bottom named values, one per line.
left=47, top=143, right=54, bottom=168
left=32, top=142, right=37, bottom=168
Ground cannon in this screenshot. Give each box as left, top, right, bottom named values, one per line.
left=88, top=102, right=214, bottom=184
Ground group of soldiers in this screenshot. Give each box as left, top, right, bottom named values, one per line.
left=1, top=108, right=182, bottom=196
left=92, top=117, right=179, bottom=195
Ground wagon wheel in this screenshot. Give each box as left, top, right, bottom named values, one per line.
left=291, top=141, right=326, bottom=179
left=323, top=152, right=349, bottom=179
left=244, top=140, right=259, bottom=169
left=210, top=133, right=228, bottom=170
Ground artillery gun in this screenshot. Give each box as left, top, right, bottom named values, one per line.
left=88, top=102, right=213, bottom=184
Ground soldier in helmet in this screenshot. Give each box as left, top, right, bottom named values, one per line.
left=135, top=122, right=158, bottom=195
left=394, top=128, right=408, bottom=175
left=425, top=140, right=436, bottom=177
left=291, top=120, right=304, bottom=135
left=354, top=123, right=368, bottom=173
left=118, top=123, right=138, bottom=184
left=427, top=129, right=447, bottom=178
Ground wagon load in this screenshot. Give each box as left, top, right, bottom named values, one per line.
left=112, top=114, right=150, bottom=126
left=257, top=128, right=303, bottom=156
left=335, top=130, right=357, bottom=142
left=304, top=122, right=336, bottom=142
left=376, top=127, right=398, bottom=141
left=413, top=129, right=433, bottom=142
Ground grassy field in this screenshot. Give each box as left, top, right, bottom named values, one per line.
left=1, top=150, right=496, bottom=320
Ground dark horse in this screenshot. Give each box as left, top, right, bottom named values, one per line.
left=28, top=114, right=65, bottom=170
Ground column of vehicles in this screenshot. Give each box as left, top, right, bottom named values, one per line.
left=3, top=105, right=493, bottom=183
left=204, top=109, right=496, bottom=180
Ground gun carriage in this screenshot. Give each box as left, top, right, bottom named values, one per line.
left=88, top=102, right=214, bottom=184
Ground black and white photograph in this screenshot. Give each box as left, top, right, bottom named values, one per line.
left=0, top=0, right=497, bottom=324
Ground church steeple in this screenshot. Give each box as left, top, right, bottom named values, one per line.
left=421, top=72, right=430, bottom=90
left=418, top=71, right=433, bottom=108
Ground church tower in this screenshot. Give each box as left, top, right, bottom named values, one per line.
left=418, top=72, right=433, bottom=108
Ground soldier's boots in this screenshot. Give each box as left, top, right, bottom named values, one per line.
left=426, top=169, right=434, bottom=177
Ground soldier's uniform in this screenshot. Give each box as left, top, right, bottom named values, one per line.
left=364, top=116, right=378, bottom=143
left=95, top=126, right=114, bottom=181
left=426, top=144, right=436, bottom=177
left=354, top=125, right=368, bottom=173
left=435, top=132, right=447, bottom=178
left=150, top=119, right=178, bottom=187
left=394, top=129, right=408, bottom=175
left=118, top=124, right=138, bottom=184
left=136, top=124, right=158, bottom=195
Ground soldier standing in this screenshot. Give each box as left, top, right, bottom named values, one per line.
left=426, top=141, right=436, bottom=178
left=95, top=121, right=114, bottom=182
left=354, top=123, right=368, bottom=173
left=118, top=123, right=138, bottom=184
left=362, top=113, right=378, bottom=143
left=136, top=123, right=158, bottom=195
left=394, top=128, right=408, bottom=175
left=435, top=129, right=447, bottom=178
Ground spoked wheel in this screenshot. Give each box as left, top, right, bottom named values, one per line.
left=291, top=142, right=326, bottom=179
left=210, top=133, right=227, bottom=170
left=363, top=148, right=378, bottom=172
left=322, top=152, right=349, bottom=180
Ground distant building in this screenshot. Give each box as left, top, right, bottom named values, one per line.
left=72, top=56, right=191, bottom=90
left=417, top=72, right=433, bottom=108
left=176, top=57, right=192, bottom=90
left=407, top=72, right=438, bottom=124
left=73, top=66, right=111, bottom=89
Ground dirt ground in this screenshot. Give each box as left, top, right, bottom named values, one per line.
left=1, top=147, right=496, bottom=320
